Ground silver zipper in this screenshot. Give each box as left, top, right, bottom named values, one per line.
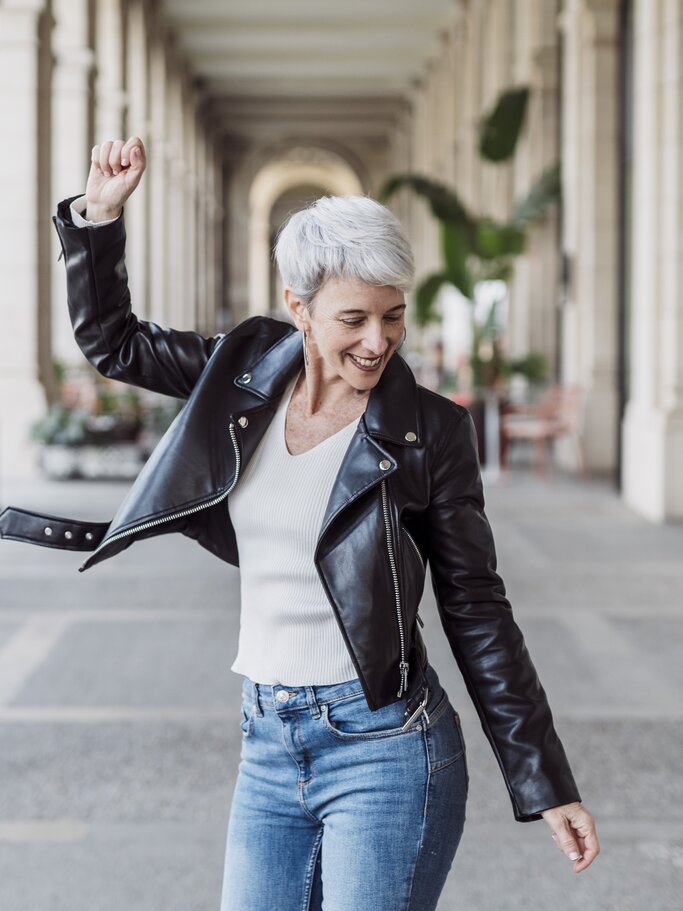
left=381, top=478, right=409, bottom=698
left=401, top=524, right=425, bottom=573
left=81, top=421, right=242, bottom=568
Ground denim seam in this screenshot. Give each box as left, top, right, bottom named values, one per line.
left=429, top=747, right=465, bottom=774
left=295, top=713, right=323, bottom=824
left=302, top=825, right=324, bottom=911
left=404, top=726, right=431, bottom=910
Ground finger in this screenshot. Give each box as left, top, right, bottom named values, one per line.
left=553, top=824, right=582, bottom=862
left=99, top=141, right=113, bottom=176
left=121, top=135, right=144, bottom=167
left=571, top=828, right=600, bottom=873
left=91, top=144, right=103, bottom=173
left=108, top=139, right=124, bottom=175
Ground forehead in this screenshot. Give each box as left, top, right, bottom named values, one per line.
left=315, top=276, right=404, bottom=312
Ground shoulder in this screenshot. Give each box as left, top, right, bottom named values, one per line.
left=217, top=314, right=295, bottom=347
left=212, top=315, right=296, bottom=364
left=416, top=385, right=471, bottom=436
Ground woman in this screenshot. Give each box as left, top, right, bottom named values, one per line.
left=1, top=136, right=599, bottom=910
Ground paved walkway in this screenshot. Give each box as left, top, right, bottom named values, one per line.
left=0, top=469, right=681, bottom=910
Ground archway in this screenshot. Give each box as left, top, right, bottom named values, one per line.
left=247, top=147, right=364, bottom=317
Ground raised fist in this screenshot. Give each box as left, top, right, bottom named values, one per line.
left=85, top=136, right=147, bottom=221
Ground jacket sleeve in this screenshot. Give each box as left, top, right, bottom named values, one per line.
left=52, top=194, right=225, bottom=400
left=424, top=407, right=582, bottom=822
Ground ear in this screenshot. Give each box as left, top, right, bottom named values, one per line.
left=283, top=288, right=310, bottom=329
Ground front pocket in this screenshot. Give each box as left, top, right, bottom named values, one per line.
left=321, top=692, right=423, bottom=741
left=424, top=698, right=466, bottom=773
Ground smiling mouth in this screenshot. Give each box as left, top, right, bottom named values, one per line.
left=349, top=354, right=382, bottom=368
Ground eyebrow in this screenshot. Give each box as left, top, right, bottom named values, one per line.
left=337, top=303, right=407, bottom=315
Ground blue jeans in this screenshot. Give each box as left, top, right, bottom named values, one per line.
left=220, top=663, right=468, bottom=911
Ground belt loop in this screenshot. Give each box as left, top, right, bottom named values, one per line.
left=251, top=680, right=264, bottom=716
left=306, top=685, right=321, bottom=718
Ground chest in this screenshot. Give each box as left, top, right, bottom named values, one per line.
left=284, top=390, right=367, bottom=456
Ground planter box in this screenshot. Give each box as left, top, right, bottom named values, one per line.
left=40, top=443, right=145, bottom=480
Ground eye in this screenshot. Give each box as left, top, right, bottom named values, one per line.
left=341, top=316, right=402, bottom=327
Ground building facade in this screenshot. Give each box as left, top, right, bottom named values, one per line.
left=1, top=0, right=681, bottom=520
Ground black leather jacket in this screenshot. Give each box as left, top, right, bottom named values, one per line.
left=0, top=195, right=582, bottom=822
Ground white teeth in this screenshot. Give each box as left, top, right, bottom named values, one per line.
left=351, top=354, right=381, bottom=367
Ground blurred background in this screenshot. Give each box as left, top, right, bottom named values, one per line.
left=0, top=1, right=682, bottom=910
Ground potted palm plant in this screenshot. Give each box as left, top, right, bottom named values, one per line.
left=380, top=86, right=557, bottom=466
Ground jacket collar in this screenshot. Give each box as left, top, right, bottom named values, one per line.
left=233, top=323, right=422, bottom=448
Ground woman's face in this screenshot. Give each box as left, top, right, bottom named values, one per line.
left=285, top=276, right=406, bottom=392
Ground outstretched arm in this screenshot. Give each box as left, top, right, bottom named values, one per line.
left=53, top=137, right=225, bottom=400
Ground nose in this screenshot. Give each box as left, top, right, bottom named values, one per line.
left=361, top=322, right=392, bottom=355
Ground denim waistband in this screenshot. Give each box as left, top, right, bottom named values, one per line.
left=241, top=663, right=440, bottom=720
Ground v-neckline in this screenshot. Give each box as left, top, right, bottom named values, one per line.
left=282, top=369, right=360, bottom=458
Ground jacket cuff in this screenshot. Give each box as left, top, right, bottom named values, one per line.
left=53, top=195, right=126, bottom=261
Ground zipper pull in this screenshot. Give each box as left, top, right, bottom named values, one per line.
left=416, top=612, right=424, bottom=628
left=397, top=660, right=410, bottom=697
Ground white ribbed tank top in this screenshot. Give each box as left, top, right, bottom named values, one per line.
left=229, top=367, right=361, bottom=685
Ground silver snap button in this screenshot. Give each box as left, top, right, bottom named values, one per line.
left=276, top=690, right=290, bottom=703
left=44, top=526, right=53, bottom=536
left=241, top=373, right=252, bottom=384
left=238, top=416, right=248, bottom=428
left=64, top=530, right=73, bottom=540
left=85, top=532, right=94, bottom=541
left=379, top=459, right=391, bottom=470
left=404, top=431, right=417, bottom=442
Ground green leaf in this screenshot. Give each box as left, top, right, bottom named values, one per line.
left=474, top=219, right=526, bottom=259
left=507, top=352, right=549, bottom=383
left=478, top=87, right=530, bottom=163
left=378, top=173, right=474, bottom=230
left=511, top=163, right=561, bottom=228
left=414, top=272, right=450, bottom=326
left=440, top=223, right=474, bottom=296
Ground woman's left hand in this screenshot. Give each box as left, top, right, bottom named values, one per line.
left=540, top=801, right=600, bottom=873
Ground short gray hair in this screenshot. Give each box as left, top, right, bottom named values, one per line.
left=273, top=195, right=415, bottom=308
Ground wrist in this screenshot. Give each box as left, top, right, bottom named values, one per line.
left=84, top=203, right=122, bottom=223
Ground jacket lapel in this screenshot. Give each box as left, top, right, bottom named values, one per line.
left=235, top=325, right=423, bottom=545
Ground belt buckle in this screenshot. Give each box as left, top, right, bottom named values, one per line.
left=401, top=685, right=429, bottom=731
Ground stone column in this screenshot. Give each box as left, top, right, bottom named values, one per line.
left=509, top=0, right=561, bottom=369
left=125, top=0, right=151, bottom=320
left=148, top=21, right=170, bottom=327
left=622, top=0, right=683, bottom=519
left=183, top=89, right=198, bottom=333
left=195, top=125, right=209, bottom=334
left=211, top=151, right=226, bottom=332
left=0, top=0, right=50, bottom=480
left=559, top=0, right=620, bottom=473
left=94, top=0, right=126, bottom=141
left=51, top=0, right=94, bottom=366
left=166, top=57, right=186, bottom=329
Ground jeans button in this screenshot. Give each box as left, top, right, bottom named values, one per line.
left=276, top=690, right=290, bottom=702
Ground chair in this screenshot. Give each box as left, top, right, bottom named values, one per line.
left=500, top=384, right=588, bottom=478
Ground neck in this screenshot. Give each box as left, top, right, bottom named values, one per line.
left=297, top=362, right=369, bottom=418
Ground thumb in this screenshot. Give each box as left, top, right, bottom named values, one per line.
left=130, top=146, right=143, bottom=168
left=552, top=824, right=582, bottom=862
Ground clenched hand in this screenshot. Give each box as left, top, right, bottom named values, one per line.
left=541, top=801, right=600, bottom=873
left=85, top=136, right=147, bottom=222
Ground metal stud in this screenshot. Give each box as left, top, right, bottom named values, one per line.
left=241, top=373, right=252, bottom=384
left=379, top=459, right=391, bottom=470
left=64, top=530, right=73, bottom=540
left=238, top=416, right=248, bottom=428
left=85, top=532, right=94, bottom=541
left=44, top=526, right=53, bottom=536
left=404, top=431, right=417, bottom=442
